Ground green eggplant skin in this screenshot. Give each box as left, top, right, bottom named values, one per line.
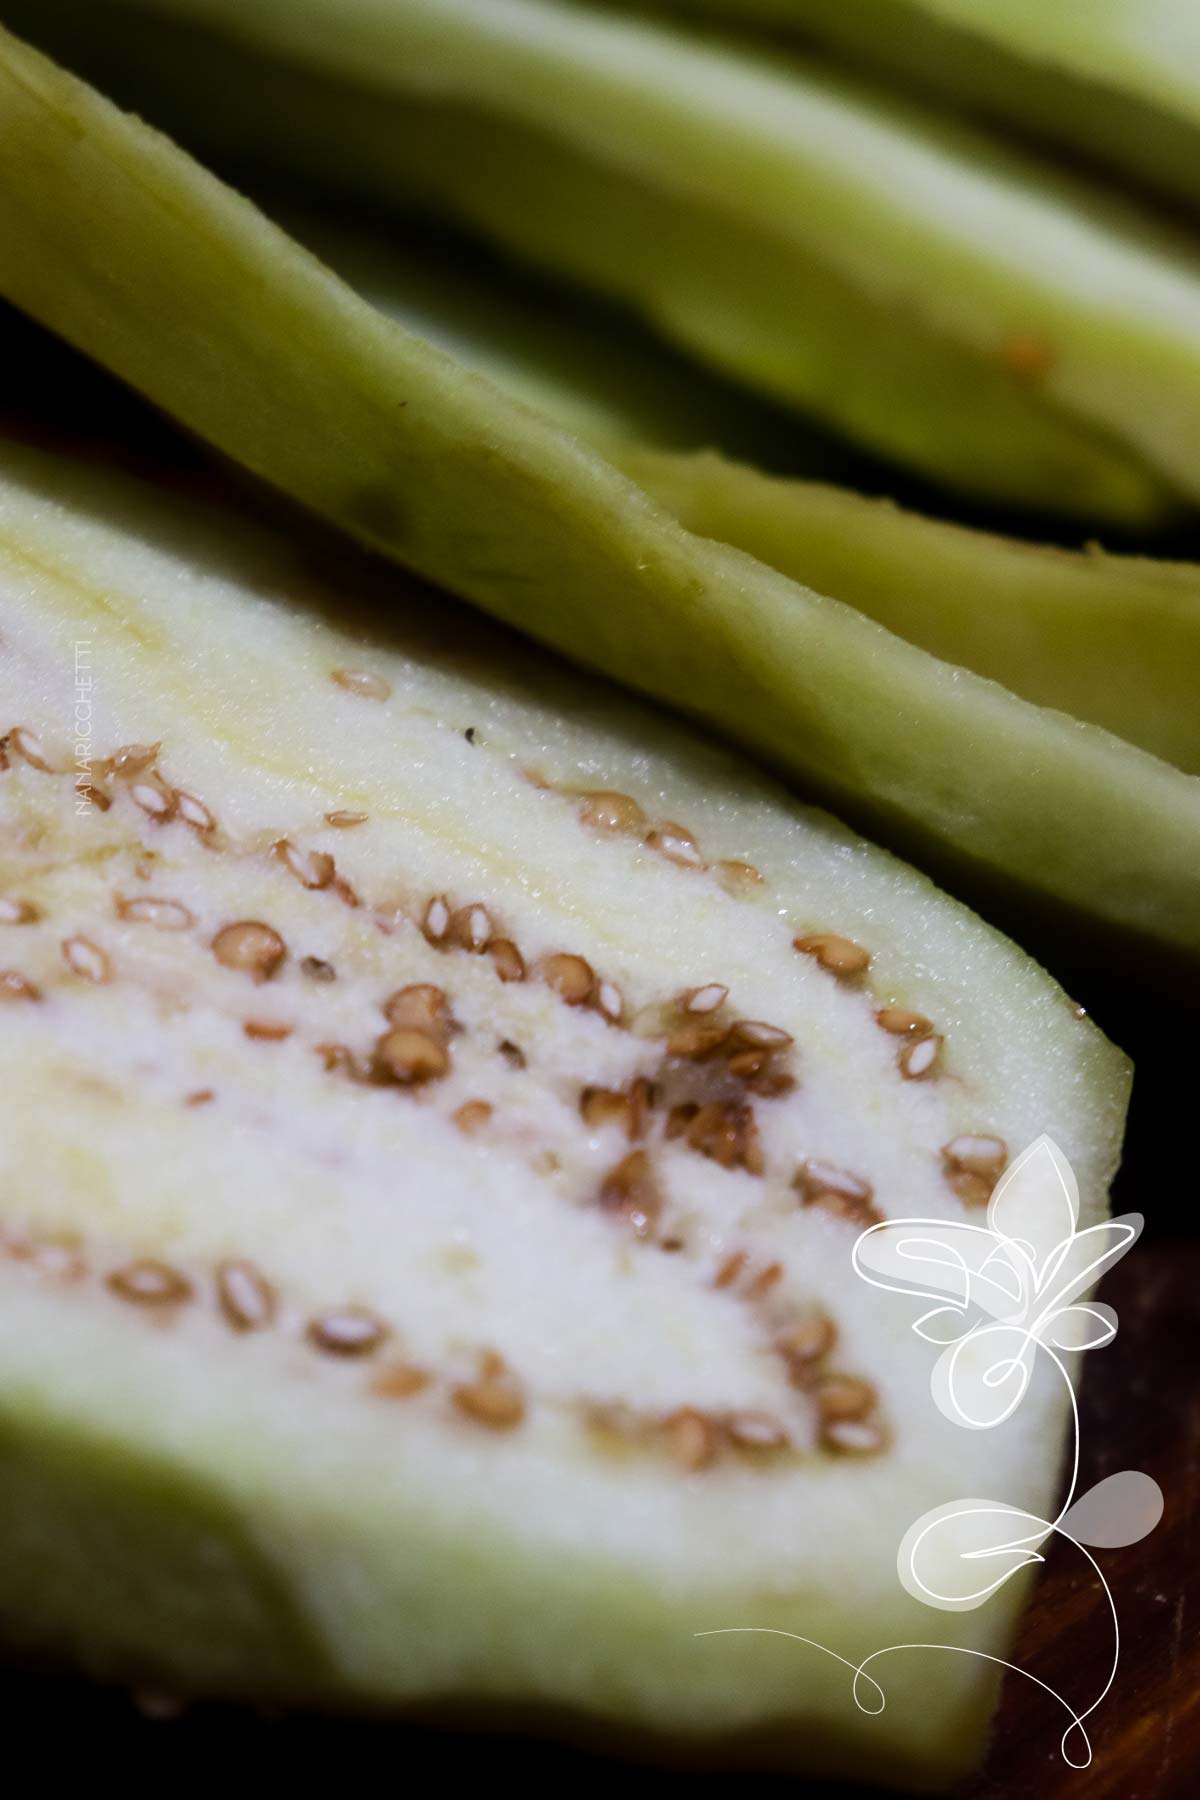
left=279, top=210, right=1200, bottom=782
left=15, top=0, right=1200, bottom=523
left=0, top=25, right=1198, bottom=968
left=278, top=210, right=1200, bottom=779
left=617, top=451, right=1200, bottom=777
left=11, top=3, right=1199, bottom=782
left=626, top=0, right=1200, bottom=212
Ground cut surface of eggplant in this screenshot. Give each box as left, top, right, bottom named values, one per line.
left=0, top=439, right=1129, bottom=1783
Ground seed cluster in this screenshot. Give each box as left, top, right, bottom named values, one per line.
left=707, top=1245, right=888, bottom=1458
left=107, top=1259, right=192, bottom=1305
left=78, top=742, right=222, bottom=846
left=212, top=920, right=287, bottom=982
left=898, top=1033, right=943, bottom=1080
left=273, top=837, right=359, bottom=908
left=661, top=1406, right=789, bottom=1472
left=587, top=1398, right=792, bottom=1471
left=0, top=897, right=40, bottom=925
left=666, top=1009, right=795, bottom=1095
left=580, top=1076, right=654, bottom=1141
left=794, top=1160, right=882, bottom=1230
left=578, top=993, right=801, bottom=1237
left=589, top=1349, right=884, bottom=1469
left=773, top=1313, right=887, bottom=1454
left=875, top=1003, right=946, bottom=1081
left=115, top=895, right=195, bottom=931
left=452, top=1350, right=526, bottom=1430
left=0, top=970, right=41, bottom=1002
left=2, top=1223, right=531, bottom=1436
left=574, top=788, right=764, bottom=892
left=667, top=1099, right=764, bottom=1175
left=0, top=726, right=1013, bottom=1483
left=317, top=983, right=458, bottom=1090
left=330, top=667, right=392, bottom=702
left=713, top=1250, right=783, bottom=1299
left=598, top=1149, right=663, bottom=1239
left=941, top=1134, right=1008, bottom=1207
left=419, top=887, right=635, bottom=1026
left=421, top=893, right=527, bottom=989
left=4, top=735, right=964, bottom=1175
left=62, top=936, right=112, bottom=984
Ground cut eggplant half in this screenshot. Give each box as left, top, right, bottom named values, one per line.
left=20, top=0, right=1200, bottom=521
left=0, top=437, right=1129, bottom=1783
left=629, top=0, right=1200, bottom=212
left=0, top=26, right=1198, bottom=969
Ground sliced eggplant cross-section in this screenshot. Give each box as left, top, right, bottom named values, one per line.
left=0, top=442, right=1128, bottom=1784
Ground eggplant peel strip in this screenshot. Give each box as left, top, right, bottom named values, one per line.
left=14, top=0, right=1200, bottom=521
left=630, top=0, right=1200, bottom=213
left=292, top=206, right=1200, bottom=778
left=0, top=25, right=1198, bottom=968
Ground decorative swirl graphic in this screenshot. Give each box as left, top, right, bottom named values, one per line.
left=699, top=1137, right=1162, bottom=1768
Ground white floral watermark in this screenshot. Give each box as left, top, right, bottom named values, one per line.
left=699, top=1138, right=1160, bottom=1768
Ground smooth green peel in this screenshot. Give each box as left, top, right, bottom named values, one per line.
left=293, top=207, right=1200, bottom=778
left=17, top=0, right=1200, bottom=520
left=1, top=25, right=1198, bottom=967
left=634, top=1, right=1200, bottom=211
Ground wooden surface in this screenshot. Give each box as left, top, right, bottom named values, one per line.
left=964, top=1237, right=1200, bottom=1797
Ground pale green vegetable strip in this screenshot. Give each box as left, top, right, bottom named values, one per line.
left=617, top=452, right=1200, bottom=777
left=7, top=172, right=1196, bottom=784
left=16, top=0, right=1200, bottom=521
left=294, top=207, right=1200, bottom=778
left=1, top=25, right=1198, bottom=965
left=270, top=212, right=850, bottom=482
left=634, top=1, right=1200, bottom=210
left=262, top=87, right=1171, bottom=524
left=19, top=0, right=1200, bottom=773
